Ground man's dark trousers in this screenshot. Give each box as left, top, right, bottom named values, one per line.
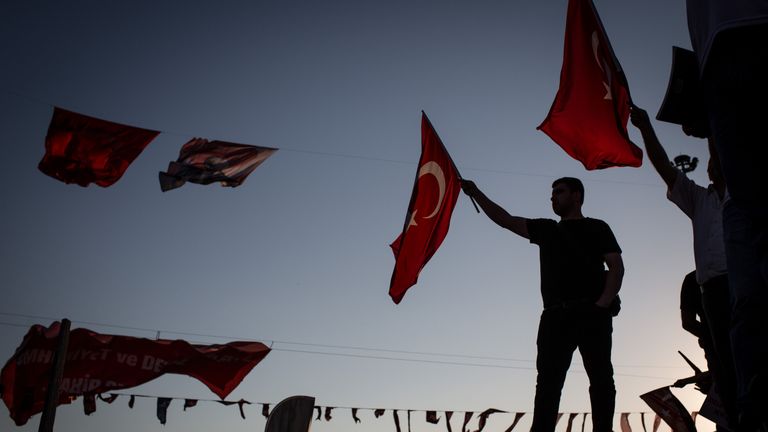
left=532, top=305, right=615, bottom=432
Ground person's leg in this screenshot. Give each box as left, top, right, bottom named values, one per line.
left=722, top=202, right=768, bottom=430
left=577, top=307, right=615, bottom=432
left=532, top=309, right=578, bottom=432
left=701, top=275, right=739, bottom=429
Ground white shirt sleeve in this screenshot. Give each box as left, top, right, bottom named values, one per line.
left=667, top=170, right=707, bottom=219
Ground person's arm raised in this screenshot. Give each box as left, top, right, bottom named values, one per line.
left=460, top=180, right=529, bottom=239
left=629, top=105, right=678, bottom=190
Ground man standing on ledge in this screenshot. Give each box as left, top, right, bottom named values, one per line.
left=461, top=177, right=624, bottom=432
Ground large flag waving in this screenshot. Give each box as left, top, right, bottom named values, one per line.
left=389, top=112, right=461, bottom=304
left=38, top=107, right=160, bottom=187
left=1, top=322, right=271, bottom=426
left=538, top=0, right=642, bottom=170
left=159, top=138, right=277, bottom=191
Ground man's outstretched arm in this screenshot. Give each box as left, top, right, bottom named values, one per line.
left=460, top=180, right=529, bottom=239
left=630, top=105, right=678, bottom=190
left=596, top=252, right=624, bottom=308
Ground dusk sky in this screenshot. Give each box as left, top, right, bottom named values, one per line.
left=1, top=1, right=716, bottom=431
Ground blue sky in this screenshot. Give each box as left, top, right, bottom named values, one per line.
left=1, top=1, right=715, bottom=431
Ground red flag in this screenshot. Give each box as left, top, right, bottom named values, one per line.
left=538, top=0, right=642, bottom=170
left=38, top=107, right=160, bottom=187
left=159, top=138, right=277, bottom=192
left=640, top=387, right=696, bottom=432
left=389, top=112, right=461, bottom=304
left=1, top=322, right=271, bottom=426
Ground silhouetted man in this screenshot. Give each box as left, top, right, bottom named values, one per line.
left=461, top=177, right=623, bottom=432
left=630, top=105, right=736, bottom=430
left=686, top=5, right=768, bottom=430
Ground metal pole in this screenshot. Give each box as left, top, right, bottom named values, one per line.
left=38, top=319, right=71, bottom=432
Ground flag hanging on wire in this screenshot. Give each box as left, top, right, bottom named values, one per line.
left=39, top=107, right=160, bottom=187
left=389, top=112, right=461, bottom=304
left=538, top=0, right=642, bottom=170
left=1, top=322, right=271, bottom=426
left=159, top=138, right=277, bottom=191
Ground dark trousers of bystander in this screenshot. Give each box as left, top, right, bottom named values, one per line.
left=532, top=305, right=615, bottom=432
left=703, top=23, right=768, bottom=431
left=701, top=274, right=738, bottom=429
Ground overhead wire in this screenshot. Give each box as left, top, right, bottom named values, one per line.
left=1, top=88, right=662, bottom=188
left=0, top=311, right=688, bottom=380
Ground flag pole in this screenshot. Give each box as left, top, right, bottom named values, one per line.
left=420, top=111, right=480, bottom=213
left=38, top=318, right=71, bottom=432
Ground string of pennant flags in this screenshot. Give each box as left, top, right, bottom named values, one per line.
left=0, top=322, right=704, bottom=431
left=76, top=391, right=681, bottom=432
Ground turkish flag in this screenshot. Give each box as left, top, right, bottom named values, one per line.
left=389, top=112, right=461, bottom=304
left=159, top=138, right=277, bottom=192
left=538, top=0, right=642, bottom=170
left=38, top=107, right=160, bottom=187
left=1, top=322, right=271, bottom=426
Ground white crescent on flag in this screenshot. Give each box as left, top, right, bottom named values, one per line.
left=592, top=31, right=612, bottom=100
left=418, top=161, right=446, bottom=219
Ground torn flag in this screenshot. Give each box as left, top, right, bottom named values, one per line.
left=389, top=112, right=461, bottom=304
left=538, top=0, right=642, bottom=170
left=159, top=138, right=277, bottom=191
left=38, top=107, right=159, bottom=187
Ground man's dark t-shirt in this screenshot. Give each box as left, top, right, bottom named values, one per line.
left=527, top=217, right=621, bottom=308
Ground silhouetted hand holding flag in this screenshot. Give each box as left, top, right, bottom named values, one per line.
left=538, top=0, right=642, bottom=170
left=389, top=112, right=461, bottom=304
left=39, top=107, right=159, bottom=187
left=159, top=138, right=277, bottom=191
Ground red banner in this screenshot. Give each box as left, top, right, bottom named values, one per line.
left=389, top=112, right=461, bottom=304
left=1, top=322, right=270, bottom=426
left=538, top=0, right=642, bottom=170
left=39, top=107, right=159, bottom=187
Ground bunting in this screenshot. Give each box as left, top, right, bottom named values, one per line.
left=99, top=393, right=119, bottom=404
left=620, top=413, right=631, bottom=432
left=565, top=412, right=579, bottom=432
left=426, top=410, right=440, bottom=424
left=11, top=390, right=657, bottom=431
left=476, top=408, right=506, bottom=432
left=83, top=394, right=96, bottom=416
left=352, top=408, right=361, bottom=423
left=504, top=413, right=525, bottom=432
left=462, top=412, right=473, bottom=432
left=157, top=398, right=172, bottom=425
